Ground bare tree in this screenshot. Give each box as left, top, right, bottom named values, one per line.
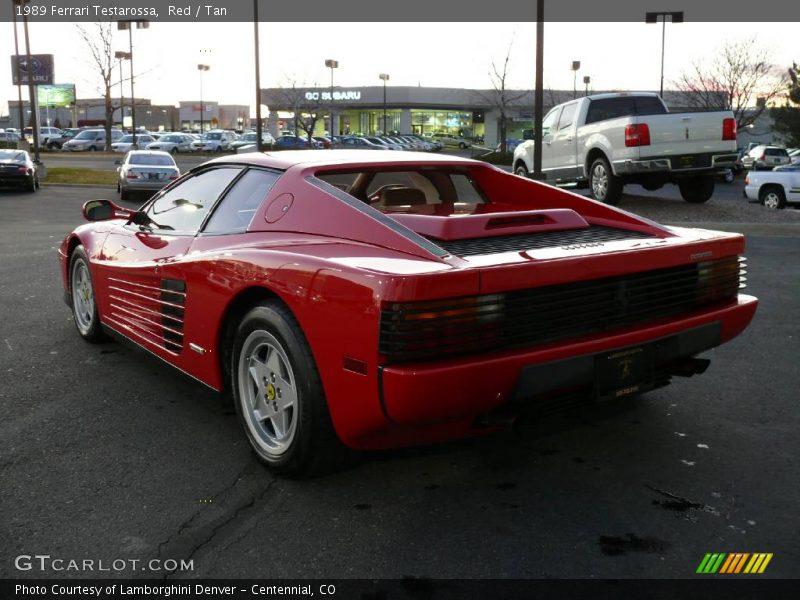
left=674, top=37, right=786, bottom=129
left=478, top=42, right=527, bottom=153
left=272, top=79, right=326, bottom=142
left=76, top=23, right=121, bottom=150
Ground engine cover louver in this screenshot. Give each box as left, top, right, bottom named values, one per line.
left=430, top=225, right=655, bottom=257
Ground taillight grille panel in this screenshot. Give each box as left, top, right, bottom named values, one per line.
left=379, top=256, right=743, bottom=363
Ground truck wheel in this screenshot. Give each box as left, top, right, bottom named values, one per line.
left=514, top=162, right=530, bottom=178
left=759, top=186, right=786, bottom=209
left=589, top=157, right=622, bottom=205
left=678, top=176, right=715, bottom=203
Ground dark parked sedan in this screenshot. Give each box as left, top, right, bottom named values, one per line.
left=274, top=136, right=321, bottom=149
left=0, top=149, right=39, bottom=192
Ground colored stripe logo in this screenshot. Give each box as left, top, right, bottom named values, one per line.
left=697, top=553, right=773, bottom=574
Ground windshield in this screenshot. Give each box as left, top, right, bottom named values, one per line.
left=207, top=132, right=222, bottom=140
left=242, top=133, right=256, bottom=141
left=129, top=154, right=176, bottom=166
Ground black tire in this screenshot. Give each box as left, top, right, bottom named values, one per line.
left=170, top=146, right=178, bottom=155
left=231, top=302, right=355, bottom=477
left=759, top=186, right=786, bottom=210
left=514, top=162, right=530, bottom=178
left=69, top=246, right=106, bottom=342
left=26, top=175, right=36, bottom=193
left=35, top=174, right=40, bottom=189
left=120, top=188, right=130, bottom=201
left=458, top=142, right=467, bottom=149
left=678, top=176, right=715, bottom=203
left=588, top=156, right=623, bottom=205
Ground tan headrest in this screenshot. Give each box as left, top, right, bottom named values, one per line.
left=381, top=187, right=427, bottom=206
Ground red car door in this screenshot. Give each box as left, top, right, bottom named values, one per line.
left=94, top=166, right=245, bottom=365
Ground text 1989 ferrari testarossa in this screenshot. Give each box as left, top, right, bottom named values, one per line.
left=59, top=150, right=757, bottom=475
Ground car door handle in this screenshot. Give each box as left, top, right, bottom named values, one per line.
left=565, top=136, right=574, bottom=142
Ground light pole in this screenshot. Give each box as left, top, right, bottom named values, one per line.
left=10, top=2, right=25, bottom=133
left=325, top=59, right=338, bottom=145
left=14, top=0, right=40, bottom=161
left=646, top=11, right=683, bottom=98
left=197, top=64, right=210, bottom=133
left=583, top=75, right=591, bottom=96
left=379, top=73, right=390, bottom=134
left=114, top=51, right=130, bottom=129
left=571, top=60, right=581, bottom=100
left=117, top=19, right=148, bottom=149
left=253, top=0, right=264, bottom=150
left=533, top=0, right=544, bottom=180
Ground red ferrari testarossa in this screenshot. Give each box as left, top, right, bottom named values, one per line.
left=59, top=150, right=756, bottom=475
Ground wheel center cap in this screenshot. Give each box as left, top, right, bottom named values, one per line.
left=265, top=383, right=276, bottom=402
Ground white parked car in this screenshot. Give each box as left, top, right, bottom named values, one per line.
left=111, top=134, right=156, bottom=153
left=743, top=165, right=800, bottom=209
left=197, top=130, right=238, bottom=152
left=431, top=132, right=473, bottom=148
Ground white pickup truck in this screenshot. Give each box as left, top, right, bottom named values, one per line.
left=512, top=92, right=739, bottom=205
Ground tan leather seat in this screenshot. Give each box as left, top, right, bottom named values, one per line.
left=381, top=187, right=427, bottom=206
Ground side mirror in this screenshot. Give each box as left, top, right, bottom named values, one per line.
left=82, top=199, right=134, bottom=222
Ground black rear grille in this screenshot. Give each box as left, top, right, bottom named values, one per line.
left=379, top=256, right=744, bottom=363
left=431, top=225, right=655, bottom=257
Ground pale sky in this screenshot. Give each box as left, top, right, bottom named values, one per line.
left=1, top=21, right=796, bottom=114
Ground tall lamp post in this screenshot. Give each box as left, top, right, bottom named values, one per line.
left=253, top=0, right=264, bottom=150
left=379, top=73, right=390, bottom=134
left=571, top=60, right=581, bottom=100
left=197, top=64, right=210, bottom=133
left=533, top=0, right=544, bottom=180
left=114, top=51, right=130, bottom=129
left=117, top=19, right=148, bottom=149
left=14, top=0, right=40, bottom=161
left=10, top=2, right=25, bottom=134
left=325, top=59, right=338, bottom=145
left=583, top=75, right=591, bottom=96
left=645, top=11, right=683, bottom=98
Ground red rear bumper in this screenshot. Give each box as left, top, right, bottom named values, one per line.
left=379, top=295, right=757, bottom=428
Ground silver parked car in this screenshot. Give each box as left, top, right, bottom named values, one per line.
left=146, top=133, right=195, bottom=154
left=63, top=129, right=124, bottom=151
left=111, top=134, right=156, bottom=153
left=116, top=150, right=180, bottom=201
left=741, top=145, right=791, bottom=171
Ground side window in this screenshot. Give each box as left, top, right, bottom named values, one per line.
left=557, top=103, right=578, bottom=131
left=204, top=169, right=281, bottom=234
left=542, top=108, right=560, bottom=138
left=144, top=167, right=243, bottom=234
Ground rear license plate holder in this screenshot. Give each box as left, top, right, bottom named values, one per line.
left=595, top=345, right=655, bottom=401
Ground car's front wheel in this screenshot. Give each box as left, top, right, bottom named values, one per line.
left=231, top=302, right=353, bottom=477
left=69, top=246, right=105, bottom=342
left=759, top=186, right=786, bottom=209
left=514, top=162, right=530, bottom=178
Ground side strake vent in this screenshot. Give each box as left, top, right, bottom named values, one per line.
left=160, top=279, right=186, bottom=350
left=379, top=256, right=742, bottom=363
left=106, top=276, right=186, bottom=353
left=431, top=225, right=655, bottom=257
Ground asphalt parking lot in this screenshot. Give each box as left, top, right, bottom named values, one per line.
left=1, top=185, right=798, bottom=580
